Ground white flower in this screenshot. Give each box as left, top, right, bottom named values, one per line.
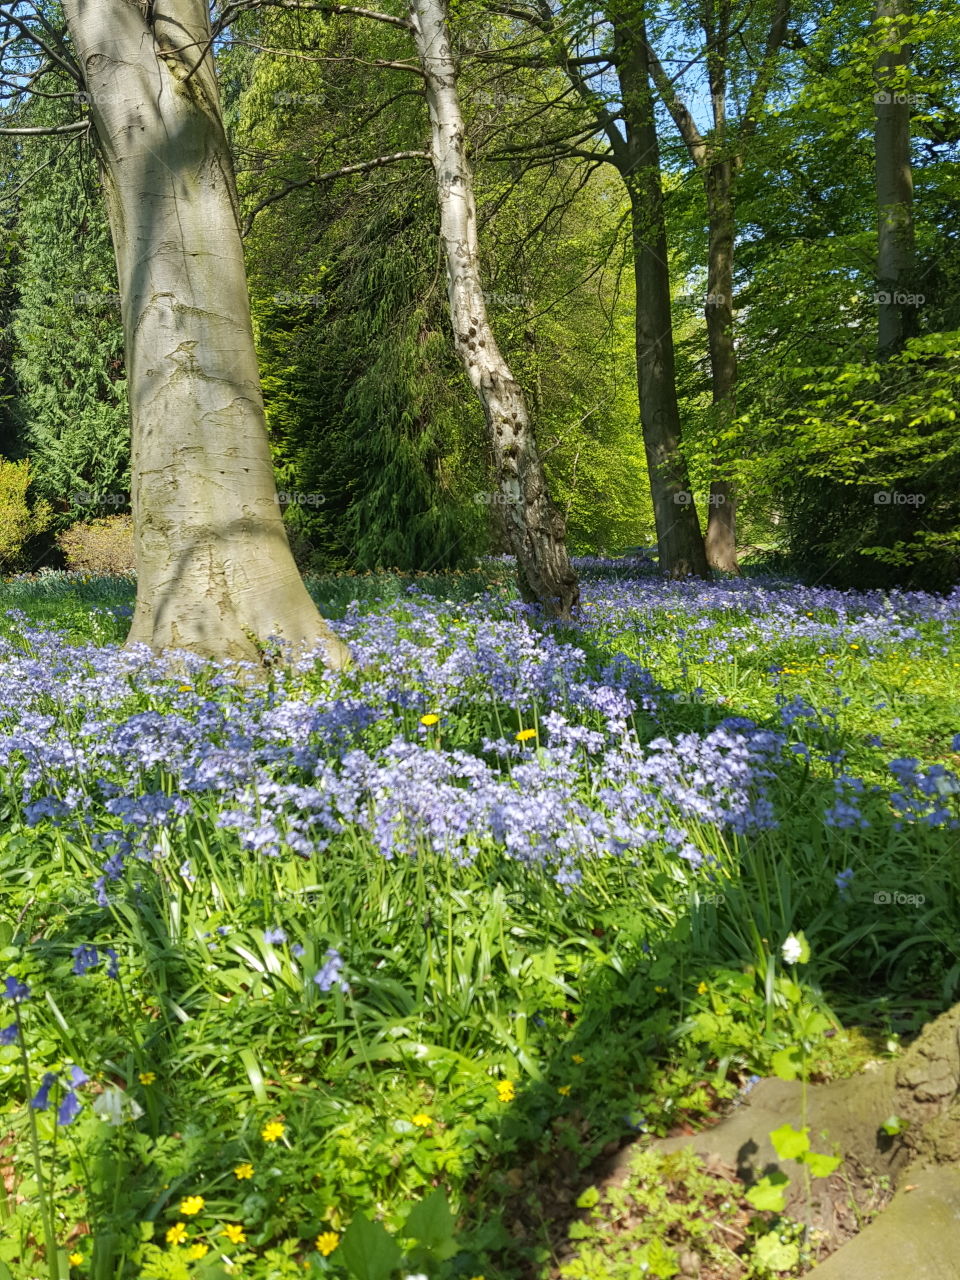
left=781, top=934, right=803, bottom=965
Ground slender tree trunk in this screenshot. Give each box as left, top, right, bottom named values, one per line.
left=409, top=0, right=579, bottom=616
left=703, top=158, right=740, bottom=573
left=874, top=0, right=918, bottom=357
left=61, top=0, right=349, bottom=667
left=615, top=14, right=709, bottom=579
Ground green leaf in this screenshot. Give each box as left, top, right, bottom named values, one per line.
left=576, top=1185, right=600, bottom=1209
left=402, top=1187, right=455, bottom=1250
left=338, top=1213, right=403, bottom=1280
left=803, top=1151, right=842, bottom=1178
left=770, top=1123, right=810, bottom=1160
left=770, top=1047, right=803, bottom=1081
left=881, top=1114, right=907, bottom=1136
left=754, top=1230, right=800, bottom=1271
left=745, top=1172, right=789, bottom=1212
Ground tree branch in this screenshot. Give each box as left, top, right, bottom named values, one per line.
left=242, top=149, right=430, bottom=234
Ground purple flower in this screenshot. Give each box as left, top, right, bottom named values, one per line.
left=58, top=1090, right=82, bottom=1125
left=291, top=943, right=305, bottom=958
left=0, top=1022, right=17, bottom=1045
left=31, top=1072, right=57, bottom=1110
left=264, top=928, right=288, bottom=945
left=104, top=947, right=119, bottom=979
left=72, top=945, right=100, bottom=976
left=2, top=976, right=30, bottom=1002
left=68, top=1066, right=90, bottom=1087
left=314, top=948, right=348, bottom=994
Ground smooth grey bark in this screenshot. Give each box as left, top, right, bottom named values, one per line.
left=874, top=0, right=918, bottom=356
left=614, top=11, right=710, bottom=579
left=409, top=0, right=579, bottom=615
left=60, top=0, right=350, bottom=668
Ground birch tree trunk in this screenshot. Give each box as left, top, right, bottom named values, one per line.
left=409, top=0, right=579, bottom=617
left=874, top=0, right=918, bottom=357
left=60, top=0, right=350, bottom=668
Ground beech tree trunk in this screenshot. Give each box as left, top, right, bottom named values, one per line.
left=61, top=0, right=350, bottom=668
left=874, top=0, right=918, bottom=357
left=409, top=0, right=579, bottom=617
left=615, top=14, right=710, bottom=579
left=703, top=159, right=739, bottom=574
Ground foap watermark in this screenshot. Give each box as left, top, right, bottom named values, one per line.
left=685, top=891, right=725, bottom=907
left=273, top=291, right=323, bottom=307
left=874, top=890, right=925, bottom=907
left=273, top=91, right=324, bottom=106
left=73, top=90, right=126, bottom=107
left=74, top=291, right=122, bottom=309
left=674, top=491, right=727, bottom=505
left=871, top=290, right=924, bottom=306
left=873, top=91, right=922, bottom=106
left=675, top=292, right=727, bottom=308
left=70, top=490, right=127, bottom=508
left=276, top=491, right=326, bottom=507
left=473, top=491, right=513, bottom=505
left=874, top=491, right=925, bottom=506
left=483, top=291, right=528, bottom=309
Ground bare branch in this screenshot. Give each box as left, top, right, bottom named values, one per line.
left=0, top=119, right=89, bottom=136
left=242, top=149, right=430, bottom=234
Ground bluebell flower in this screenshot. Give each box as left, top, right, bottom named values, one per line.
left=72, top=945, right=100, bottom=976
left=104, top=948, right=119, bottom=979
left=58, top=1090, right=82, bottom=1125
left=0, top=1022, right=17, bottom=1045
left=952, top=733, right=960, bottom=752
left=291, top=943, right=305, bottom=958
left=264, top=928, right=287, bottom=945
left=2, top=976, right=30, bottom=1002
left=68, top=1066, right=89, bottom=1086
left=314, top=948, right=348, bottom=994
left=835, top=868, right=855, bottom=899
left=31, top=1072, right=57, bottom=1111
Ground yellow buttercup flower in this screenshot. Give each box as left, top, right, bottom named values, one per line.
left=411, top=1113, right=433, bottom=1127
left=186, top=1244, right=209, bottom=1260
left=166, top=1223, right=188, bottom=1245
left=261, top=1120, right=285, bottom=1142
left=496, top=1080, right=515, bottom=1103
left=420, top=713, right=440, bottom=726
left=234, top=1162, right=254, bottom=1180
left=515, top=728, right=536, bottom=742
left=139, top=1071, right=156, bottom=1085
left=179, top=1196, right=205, bottom=1216
left=571, top=1054, right=584, bottom=1064
left=557, top=1085, right=571, bottom=1096
left=315, top=1232, right=340, bottom=1256
left=222, top=1223, right=246, bottom=1244
left=697, top=981, right=708, bottom=995
left=68, top=1255, right=84, bottom=1268
left=654, top=985, right=667, bottom=994
left=178, top=685, right=192, bottom=692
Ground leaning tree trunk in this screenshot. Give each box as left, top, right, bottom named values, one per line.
left=874, top=0, right=918, bottom=357
left=61, top=0, right=349, bottom=668
left=703, top=158, right=740, bottom=574
left=615, top=14, right=709, bottom=580
left=409, top=0, right=579, bottom=617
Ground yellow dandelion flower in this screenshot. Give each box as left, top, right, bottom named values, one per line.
left=420, top=713, right=440, bottom=726
left=496, top=1080, right=515, bottom=1102
left=179, top=1196, right=205, bottom=1216
left=234, top=1162, right=254, bottom=1180
left=69, top=1254, right=84, bottom=1268
left=515, top=728, right=537, bottom=742
left=850, top=643, right=859, bottom=650
left=186, top=1244, right=209, bottom=1260
left=261, top=1120, right=285, bottom=1142
left=139, top=1071, right=156, bottom=1085
left=178, top=685, right=192, bottom=693
left=315, top=1232, right=340, bottom=1256
left=557, top=1085, right=571, bottom=1096
left=166, top=1223, right=188, bottom=1246
left=411, top=1113, right=433, bottom=1127
left=697, top=981, right=708, bottom=995
left=571, top=1054, right=584, bottom=1064
left=222, top=1223, right=246, bottom=1245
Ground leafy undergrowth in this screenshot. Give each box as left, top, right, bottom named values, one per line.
left=0, top=560, right=957, bottom=1279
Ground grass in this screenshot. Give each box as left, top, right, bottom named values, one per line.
left=0, top=563, right=958, bottom=1280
